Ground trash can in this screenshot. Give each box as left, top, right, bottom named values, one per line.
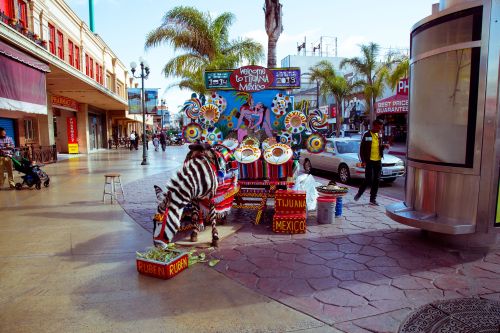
left=317, top=196, right=336, bottom=224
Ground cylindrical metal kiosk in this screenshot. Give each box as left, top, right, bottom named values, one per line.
left=386, top=0, right=500, bottom=247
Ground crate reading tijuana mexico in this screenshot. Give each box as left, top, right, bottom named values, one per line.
left=136, top=247, right=189, bottom=280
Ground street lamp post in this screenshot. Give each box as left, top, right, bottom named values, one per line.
left=130, top=59, right=150, bottom=165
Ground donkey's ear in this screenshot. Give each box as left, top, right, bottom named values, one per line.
left=154, top=185, right=163, bottom=200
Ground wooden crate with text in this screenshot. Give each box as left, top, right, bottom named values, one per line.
left=136, top=250, right=189, bottom=280
left=274, top=190, right=306, bottom=215
left=272, top=213, right=307, bottom=234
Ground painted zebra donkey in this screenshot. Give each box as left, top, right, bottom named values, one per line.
left=153, top=143, right=233, bottom=247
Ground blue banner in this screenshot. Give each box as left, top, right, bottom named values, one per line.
left=127, top=88, right=141, bottom=114
left=145, top=89, right=159, bottom=114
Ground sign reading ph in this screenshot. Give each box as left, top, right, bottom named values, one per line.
left=230, top=65, right=274, bottom=92
left=397, top=78, right=409, bottom=95
left=66, top=117, right=79, bottom=154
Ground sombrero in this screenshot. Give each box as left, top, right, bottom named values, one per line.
left=261, top=137, right=277, bottom=151
left=206, top=92, right=227, bottom=113
left=277, top=130, right=292, bottom=145
left=199, top=104, right=221, bottom=126
left=241, top=136, right=260, bottom=148
left=271, top=93, right=291, bottom=117
left=264, top=143, right=293, bottom=165
left=201, top=127, right=223, bottom=145
left=182, top=123, right=203, bottom=143
left=306, top=133, right=326, bottom=154
left=234, top=145, right=261, bottom=164
left=285, top=111, right=306, bottom=134
left=221, top=138, right=239, bottom=151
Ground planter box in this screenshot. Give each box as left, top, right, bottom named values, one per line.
left=272, top=213, right=307, bottom=234
left=274, top=190, right=306, bottom=215
left=136, top=250, right=188, bottom=279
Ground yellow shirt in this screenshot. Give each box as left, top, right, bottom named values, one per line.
left=370, top=132, right=381, bottom=161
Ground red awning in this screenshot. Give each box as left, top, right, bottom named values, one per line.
left=376, top=94, right=408, bottom=115
left=0, top=41, right=49, bottom=114
left=0, top=40, right=50, bottom=72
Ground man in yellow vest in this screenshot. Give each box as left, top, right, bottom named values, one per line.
left=354, top=119, right=387, bottom=206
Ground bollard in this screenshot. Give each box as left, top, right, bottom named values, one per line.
left=335, top=197, right=343, bottom=217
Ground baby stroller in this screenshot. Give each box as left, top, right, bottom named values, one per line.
left=11, top=154, right=50, bottom=190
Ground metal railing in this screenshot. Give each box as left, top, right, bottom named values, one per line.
left=18, top=145, right=57, bottom=164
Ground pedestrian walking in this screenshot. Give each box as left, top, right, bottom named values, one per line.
left=354, top=119, right=388, bottom=206
left=153, top=135, right=160, bottom=151
left=0, top=127, right=15, bottom=189
left=159, top=131, right=167, bottom=152
left=129, top=131, right=136, bottom=151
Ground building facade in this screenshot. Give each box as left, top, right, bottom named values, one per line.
left=0, top=0, right=142, bottom=156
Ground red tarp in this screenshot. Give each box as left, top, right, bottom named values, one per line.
left=376, top=94, right=408, bottom=115
left=0, top=40, right=49, bottom=114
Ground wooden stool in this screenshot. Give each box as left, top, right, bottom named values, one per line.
left=103, top=173, right=124, bottom=204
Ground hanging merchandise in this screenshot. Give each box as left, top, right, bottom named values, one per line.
left=271, top=93, right=292, bottom=116
left=206, top=92, right=227, bottom=113
left=263, top=143, right=293, bottom=165
left=183, top=97, right=202, bottom=120
left=234, top=145, right=261, bottom=164
left=241, top=136, right=260, bottom=148
left=202, top=127, right=223, bottom=145
left=285, top=111, right=306, bottom=134
left=221, top=138, right=239, bottom=151
left=306, top=133, right=326, bottom=153
left=182, top=122, right=203, bottom=143
left=262, top=137, right=278, bottom=151
left=277, top=130, right=292, bottom=144
left=306, top=109, right=328, bottom=132
left=199, top=104, right=221, bottom=126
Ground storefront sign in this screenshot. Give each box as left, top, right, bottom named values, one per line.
left=205, top=67, right=301, bottom=91
left=52, top=95, right=79, bottom=111
left=66, top=117, right=79, bottom=154
left=397, top=78, right=409, bottom=95
left=376, top=94, right=409, bottom=114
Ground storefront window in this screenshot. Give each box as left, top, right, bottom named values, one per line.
left=408, top=48, right=479, bottom=167
left=24, top=118, right=35, bottom=142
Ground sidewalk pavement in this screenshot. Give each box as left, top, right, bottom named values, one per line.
left=0, top=148, right=335, bottom=333
left=2, top=146, right=500, bottom=333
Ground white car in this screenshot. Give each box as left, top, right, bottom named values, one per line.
left=300, top=138, right=405, bottom=183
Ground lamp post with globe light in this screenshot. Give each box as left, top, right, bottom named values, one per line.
left=130, top=58, right=150, bottom=165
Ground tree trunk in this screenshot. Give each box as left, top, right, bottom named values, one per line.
left=268, top=39, right=277, bottom=68
left=264, top=0, right=283, bottom=68
left=336, top=97, right=341, bottom=137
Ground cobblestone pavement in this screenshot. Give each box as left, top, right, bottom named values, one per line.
left=121, top=147, right=500, bottom=333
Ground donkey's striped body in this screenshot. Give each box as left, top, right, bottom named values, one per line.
left=153, top=155, right=220, bottom=246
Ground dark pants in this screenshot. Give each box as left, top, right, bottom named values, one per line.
left=356, top=160, right=382, bottom=201
left=161, top=143, right=166, bottom=151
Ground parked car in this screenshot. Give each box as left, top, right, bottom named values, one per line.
left=300, top=138, right=405, bottom=183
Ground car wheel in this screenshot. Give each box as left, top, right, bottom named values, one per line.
left=338, top=164, right=350, bottom=183
left=382, top=177, right=397, bottom=183
left=303, top=159, right=312, bottom=174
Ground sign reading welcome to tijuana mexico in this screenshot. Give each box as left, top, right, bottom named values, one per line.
left=205, top=66, right=301, bottom=91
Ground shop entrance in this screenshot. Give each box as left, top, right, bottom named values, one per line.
left=88, top=113, right=105, bottom=150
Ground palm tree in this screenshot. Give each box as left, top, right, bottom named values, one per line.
left=309, top=60, right=363, bottom=137
left=340, top=43, right=394, bottom=124
left=145, top=6, right=264, bottom=95
left=387, top=55, right=409, bottom=90
left=264, top=0, right=283, bottom=68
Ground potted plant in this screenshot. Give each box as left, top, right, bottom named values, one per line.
left=8, top=17, right=17, bottom=25
left=33, top=33, right=40, bottom=40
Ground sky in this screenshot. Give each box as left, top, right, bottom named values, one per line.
left=66, top=0, right=436, bottom=111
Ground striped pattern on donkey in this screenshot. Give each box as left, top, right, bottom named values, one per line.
left=153, top=154, right=220, bottom=246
